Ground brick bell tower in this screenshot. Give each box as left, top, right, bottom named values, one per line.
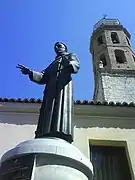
left=90, top=18, right=135, bottom=103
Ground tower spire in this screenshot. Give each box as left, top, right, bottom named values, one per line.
left=102, top=14, right=107, bottom=19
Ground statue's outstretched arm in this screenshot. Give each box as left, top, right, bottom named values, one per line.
left=29, top=69, right=48, bottom=85
left=16, top=64, right=48, bottom=85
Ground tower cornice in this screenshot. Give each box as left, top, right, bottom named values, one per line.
left=90, top=25, right=131, bottom=53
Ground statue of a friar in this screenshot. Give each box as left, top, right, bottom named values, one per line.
left=17, top=42, right=80, bottom=143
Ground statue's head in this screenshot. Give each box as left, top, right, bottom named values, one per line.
left=54, top=42, right=68, bottom=55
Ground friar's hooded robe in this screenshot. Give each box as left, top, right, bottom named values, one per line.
left=29, top=52, right=80, bottom=143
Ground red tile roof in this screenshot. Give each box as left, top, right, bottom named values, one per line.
left=0, top=98, right=135, bottom=107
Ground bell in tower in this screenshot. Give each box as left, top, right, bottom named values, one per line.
left=90, top=18, right=135, bottom=103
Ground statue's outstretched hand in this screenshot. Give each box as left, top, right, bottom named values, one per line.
left=16, top=64, right=31, bottom=75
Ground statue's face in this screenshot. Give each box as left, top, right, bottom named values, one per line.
left=55, top=42, right=67, bottom=54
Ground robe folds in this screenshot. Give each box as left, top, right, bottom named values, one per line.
left=29, top=53, right=80, bottom=143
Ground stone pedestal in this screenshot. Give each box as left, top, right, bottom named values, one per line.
left=0, top=138, right=93, bottom=180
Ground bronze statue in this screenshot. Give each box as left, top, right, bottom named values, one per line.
left=17, top=42, right=80, bottom=143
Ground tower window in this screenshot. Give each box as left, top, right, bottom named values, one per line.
left=100, top=53, right=107, bottom=67
left=90, top=145, right=132, bottom=180
left=126, top=37, right=131, bottom=46
left=115, top=49, right=126, bottom=63
left=97, top=36, right=103, bottom=46
left=111, top=32, right=120, bottom=43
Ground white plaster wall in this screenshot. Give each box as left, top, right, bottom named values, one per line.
left=1, top=121, right=135, bottom=178
left=0, top=111, right=37, bottom=157
left=0, top=123, right=36, bottom=157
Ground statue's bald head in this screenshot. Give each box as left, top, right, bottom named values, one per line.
left=54, top=42, right=68, bottom=55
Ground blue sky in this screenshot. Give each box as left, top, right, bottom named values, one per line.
left=0, top=0, right=135, bottom=100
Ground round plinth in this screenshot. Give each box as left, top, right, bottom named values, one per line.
left=0, top=138, right=93, bottom=180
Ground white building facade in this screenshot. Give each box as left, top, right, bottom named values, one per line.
left=0, top=100, right=135, bottom=179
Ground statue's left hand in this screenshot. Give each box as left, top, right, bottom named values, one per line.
left=62, top=56, right=70, bottom=67
left=16, top=64, right=31, bottom=75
